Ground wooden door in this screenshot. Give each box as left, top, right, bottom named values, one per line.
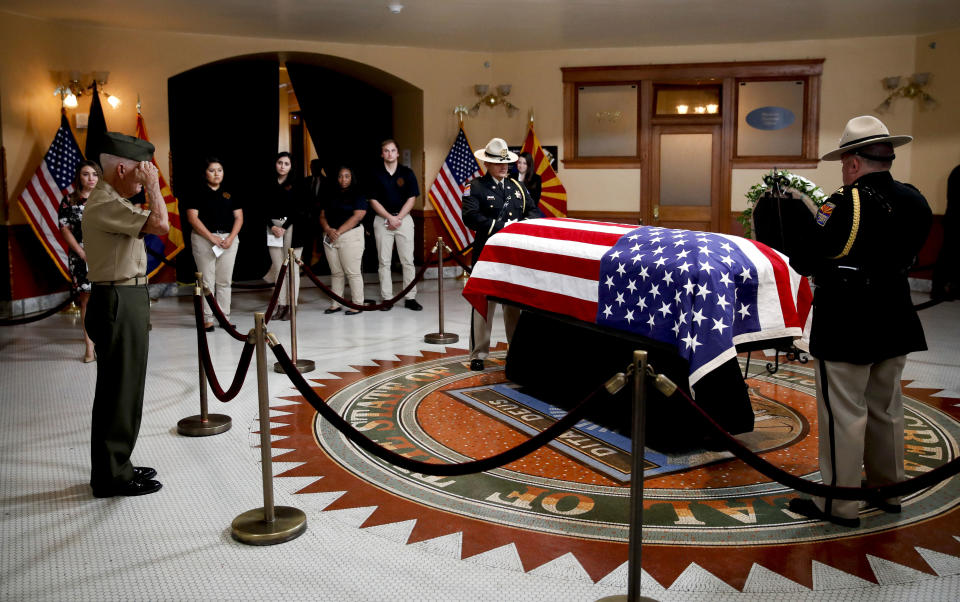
left=648, top=124, right=722, bottom=232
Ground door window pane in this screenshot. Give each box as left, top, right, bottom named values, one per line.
left=737, top=80, right=804, bottom=156
left=577, top=84, right=638, bottom=156
left=660, top=134, right=712, bottom=207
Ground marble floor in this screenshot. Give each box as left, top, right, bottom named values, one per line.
left=1, top=274, right=958, bottom=601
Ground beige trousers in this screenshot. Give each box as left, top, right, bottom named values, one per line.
left=191, top=231, right=239, bottom=323
left=813, top=355, right=907, bottom=519
left=373, top=214, right=416, bottom=301
left=266, top=222, right=302, bottom=306
left=322, top=226, right=365, bottom=308
left=470, top=301, right=521, bottom=360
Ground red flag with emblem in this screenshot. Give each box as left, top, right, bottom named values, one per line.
left=521, top=125, right=567, bottom=217
left=135, top=113, right=184, bottom=277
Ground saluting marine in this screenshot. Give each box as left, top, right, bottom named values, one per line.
left=782, top=116, right=932, bottom=527
left=462, top=137, right=542, bottom=370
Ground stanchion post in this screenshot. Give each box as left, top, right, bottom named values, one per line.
left=598, top=350, right=656, bottom=602
left=231, top=312, right=307, bottom=545
left=274, top=249, right=314, bottom=374
left=177, top=272, right=232, bottom=437
left=424, top=237, right=458, bottom=345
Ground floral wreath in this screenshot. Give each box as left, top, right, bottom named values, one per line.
left=739, top=169, right=827, bottom=239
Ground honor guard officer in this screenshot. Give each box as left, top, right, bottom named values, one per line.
left=462, top=138, right=542, bottom=371
left=782, top=116, right=932, bottom=527
left=83, top=132, right=169, bottom=497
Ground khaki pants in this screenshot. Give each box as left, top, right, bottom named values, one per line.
left=813, top=356, right=907, bottom=519
left=191, top=231, right=238, bottom=323
left=266, top=222, right=302, bottom=306
left=470, top=301, right=521, bottom=360
left=373, top=214, right=416, bottom=301
left=323, top=226, right=365, bottom=308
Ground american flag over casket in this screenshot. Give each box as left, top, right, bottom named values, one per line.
left=462, top=218, right=813, bottom=386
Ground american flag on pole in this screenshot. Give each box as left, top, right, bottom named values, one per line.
left=16, top=113, right=83, bottom=280
left=463, top=218, right=812, bottom=385
left=427, top=128, right=482, bottom=250
left=136, top=113, right=185, bottom=277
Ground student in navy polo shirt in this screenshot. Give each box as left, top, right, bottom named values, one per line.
left=367, top=139, right=422, bottom=311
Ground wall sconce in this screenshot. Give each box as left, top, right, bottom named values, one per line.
left=53, top=71, right=121, bottom=109
left=469, top=84, right=519, bottom=116
left=876, top=72, right=936, bottom=113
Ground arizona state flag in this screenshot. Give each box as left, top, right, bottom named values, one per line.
left=135, top=113, right=184, bottom=277
left=521, top=125, right=567, bottom=217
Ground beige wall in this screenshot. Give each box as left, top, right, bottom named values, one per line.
left=2, top=12, right=956, bottom=226
left=913, top=29, right=960, bottom=211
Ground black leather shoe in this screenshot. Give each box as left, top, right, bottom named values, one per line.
left=133, top=466, right=157, bottom=481
left=345, top=310, right=361, bottom=315
left=470, top=359, right=485, bottom=371
left=862, top=480, right=902, bottom=513
left=93, top=478, right=163, bottom=498
left=404, top=299, right=423, bottom=311
left=324, top=307, right=342, bottom=314
left=380, top=305, right=392, bottom=311
left=274, top=305, right=290, bottom=321
left=787, top=498, right=859, bottom=528
left=204, top=323, right=215, bottom=332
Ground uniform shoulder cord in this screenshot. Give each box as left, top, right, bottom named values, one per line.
left=831, top=187, right=861, bottom=259
left=509, top=177, right=528, bottom=214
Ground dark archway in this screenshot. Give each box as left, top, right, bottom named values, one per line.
left=168, top=57, right=279, bottom=282
left=168, top=52, right=423, bottom=283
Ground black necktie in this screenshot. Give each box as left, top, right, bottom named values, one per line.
left=497, top=181, right=504, bottom=195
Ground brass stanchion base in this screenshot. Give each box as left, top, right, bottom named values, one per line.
left=424, top=332, right=459, bottom=344
left=274, top=358, right=315, bottom=374
left=231, top=506, right=307, bottom=546
left=177, top=414, right=232, bottom=436
left=456, top=269, right=470, bottom=281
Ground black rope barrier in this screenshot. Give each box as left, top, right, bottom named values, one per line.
left=270, top=340, right=619, bottom=476
left=300, top=257, right=432, bottom=311
left=659, top=369, right=960, bottom=502
left=913, top=298, right=944, bottom=311
left=0, top=292, right=76, bottom=326
left=146, top=245, right=179, bottom=268
left=192, top=293, right=255, bottom=401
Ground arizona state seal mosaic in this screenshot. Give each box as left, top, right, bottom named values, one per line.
left=267, top=345, right=960, bottom=591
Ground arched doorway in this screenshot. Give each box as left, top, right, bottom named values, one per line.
left=168, top=52, right=424, bottom=283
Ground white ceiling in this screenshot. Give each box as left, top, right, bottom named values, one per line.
left=3, top=0, right=960, bottom=52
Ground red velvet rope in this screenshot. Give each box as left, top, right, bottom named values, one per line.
left=270, top=341, right=614, bottom=476
left=667, top=374, right=960, bottom=501
left=198, top=263, right=288, bottom=343
left=192, top=293, right=255, bottom=401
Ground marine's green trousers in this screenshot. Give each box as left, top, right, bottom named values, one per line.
left=86, top=284, right=150, bottom=491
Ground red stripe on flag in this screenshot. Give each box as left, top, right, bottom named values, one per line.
left=747, top=239, right=801, bottom=328
left=464, top=278, right=597, bottom=323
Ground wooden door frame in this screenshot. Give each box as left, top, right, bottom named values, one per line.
left=644, top=123, right=723, bottom=231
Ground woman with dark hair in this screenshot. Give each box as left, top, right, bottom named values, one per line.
left=319, top=166, right=368, bottom=315
left=58, top=160, right=101, bottom=362
left=264, top=151, right=309, bottom=320
left=184, top=157, right=243, bottom=331
left=515, top=151, right=542, bottom=205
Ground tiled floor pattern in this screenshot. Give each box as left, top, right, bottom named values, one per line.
left=1, top=278, right=958, bottom=601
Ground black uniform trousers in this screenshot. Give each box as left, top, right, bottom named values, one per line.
left=86, top=284, right=150, bottom=491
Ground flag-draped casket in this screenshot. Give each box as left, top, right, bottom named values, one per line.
left=462, top=218, right=813, bottom=447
